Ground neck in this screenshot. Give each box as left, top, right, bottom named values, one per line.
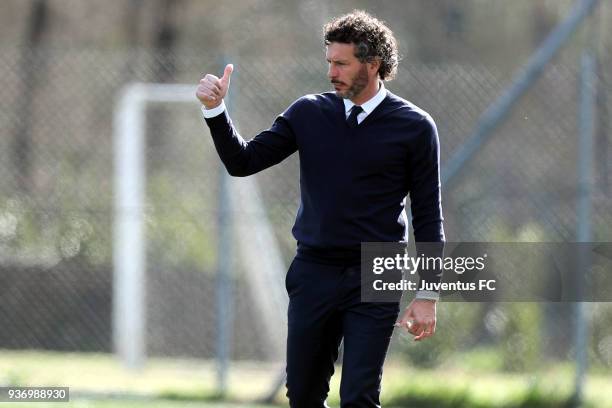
left=350, top=78, right=380, bottom=105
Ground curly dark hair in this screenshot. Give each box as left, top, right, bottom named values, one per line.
left=324, top=10, right=399, bottom=81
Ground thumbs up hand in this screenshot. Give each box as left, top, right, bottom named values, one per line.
left=196, top=64, right=233, bottom=109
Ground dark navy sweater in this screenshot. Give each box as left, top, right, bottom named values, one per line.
left=205, top=90, right=445, bottom=257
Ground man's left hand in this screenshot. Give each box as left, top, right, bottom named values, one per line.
left=395, top=298, right=437, bottom=341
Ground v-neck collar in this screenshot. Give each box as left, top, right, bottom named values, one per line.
left=343, top=81, right=388, bottom=118
left=334, top=90, right=390, bottom=128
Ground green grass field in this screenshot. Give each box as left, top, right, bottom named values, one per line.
left=1, top=349, right=611, bottom=408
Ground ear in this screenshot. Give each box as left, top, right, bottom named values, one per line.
left=368, top=58, right=381, bottom=76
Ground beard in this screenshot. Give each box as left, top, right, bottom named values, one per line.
left=332, top=64, right=369, bottom=99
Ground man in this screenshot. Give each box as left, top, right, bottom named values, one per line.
left=197, top=10, right=444, bottom=408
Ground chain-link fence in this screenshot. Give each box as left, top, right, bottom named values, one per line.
left=1, top=4, right=612, bottom=402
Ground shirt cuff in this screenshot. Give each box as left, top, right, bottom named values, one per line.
left=415, top=290, right=440, bottom=301
left=201, top=101, right=226, bottom=118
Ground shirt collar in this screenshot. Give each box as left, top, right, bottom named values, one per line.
left=343, top=80, right=387, bottom=115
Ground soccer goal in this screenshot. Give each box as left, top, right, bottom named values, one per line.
left=112, top=82, right=289, bottom=394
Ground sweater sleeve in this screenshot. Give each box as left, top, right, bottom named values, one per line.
left=408, top=115, right=445, bottom=287
left=409, top=114, right=445, bottom=242
left=203, top=101, right=299, bottom=177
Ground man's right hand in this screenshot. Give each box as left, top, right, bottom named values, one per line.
left=196, top=64, right=233, bottom=109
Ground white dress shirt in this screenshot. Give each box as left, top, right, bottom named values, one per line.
left=342, top=81, right=387, bottom=124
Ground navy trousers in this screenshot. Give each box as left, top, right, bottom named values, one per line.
left=285, top=256, right=400, bottom=408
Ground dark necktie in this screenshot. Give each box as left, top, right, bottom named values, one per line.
left=347, top=105, right=363, bottom=128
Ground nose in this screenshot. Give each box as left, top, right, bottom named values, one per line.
left=327, top=64, right=337, bottom=80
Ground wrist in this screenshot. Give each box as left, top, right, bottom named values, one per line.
left=203, top=99, right=223, bottom=110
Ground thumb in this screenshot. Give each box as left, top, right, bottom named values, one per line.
left=221, top=63, right=233, bottom=87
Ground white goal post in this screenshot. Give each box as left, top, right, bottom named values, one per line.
left=112, top=82, right=289, bottom=372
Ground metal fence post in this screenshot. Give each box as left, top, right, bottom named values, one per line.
left=216, top=59, right=234, bottom=397
left=572, top=26, right=597, bottom=406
